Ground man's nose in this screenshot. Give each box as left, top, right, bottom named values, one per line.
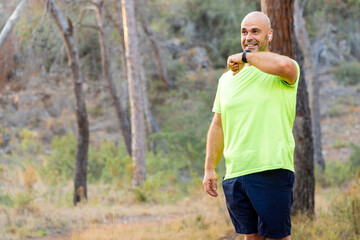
left=245, top=32, right=254, bottom=41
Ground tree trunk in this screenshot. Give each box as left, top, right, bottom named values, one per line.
left=0, top=0, right=27, bottom=48
left=139, top=48, right=160, bottom=134
left=93, top=0, right=132, bottom=156
left=113, top=0, right=130, bottom=109
left=121, top=0, right=146, bottom=187
left=292, top=41, right=315, bottom=215
left=261, top=0, right=294, bottom=58
left=261, top=0, right=315, bottom=215
left=114, top=0, right=160, bottom=152
left=46, top=0, right=89, bottom=206
left=137, top=12, right=176, bottom=89
left=294, top=0, right=325, bottom=170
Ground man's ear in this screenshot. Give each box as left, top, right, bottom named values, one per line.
left=268, top=29, right=274, bottom=41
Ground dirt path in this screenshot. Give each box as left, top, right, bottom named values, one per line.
left=30, top=199, right=236, bottom=240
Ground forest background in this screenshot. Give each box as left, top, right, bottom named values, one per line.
left=0, top=0, right=359, bottom=239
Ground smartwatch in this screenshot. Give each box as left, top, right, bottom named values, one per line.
left=242, top=50, right=251, bottom=63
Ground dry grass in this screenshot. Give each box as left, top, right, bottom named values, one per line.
left=63, top=189, right=235, bottom=240
left=1, top=165, right=359, bottom=240
left=35, top=184, right=360, bottom=240
left=1, top=183, right=237, bottom=240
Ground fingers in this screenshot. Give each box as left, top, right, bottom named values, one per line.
left=228, top=64, right=240, bottom=76
left=206, top=181, right=218, bottom=197
left=227, top=56, right=233, bottom=67
left=227, top=53, right=245, bottom=75
left=211, top=179, right=218, bottom=195
left=203, top=177, right=218, bottom=197
left=228, top=61, right=239, bottom=72
left=227, top=53, right=242, bottom=66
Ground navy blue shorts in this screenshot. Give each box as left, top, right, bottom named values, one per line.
left=222, top=169, right=294, bottom=239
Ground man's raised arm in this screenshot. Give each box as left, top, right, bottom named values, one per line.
left=227, top=51, right=298, bottom=85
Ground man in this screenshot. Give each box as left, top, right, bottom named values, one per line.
left=202, top=11, right=300, bottom=240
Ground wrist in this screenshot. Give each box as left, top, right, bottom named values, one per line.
left=204, top=166, right=216, bottom=172
left=242, top=50, right=251, bottom=63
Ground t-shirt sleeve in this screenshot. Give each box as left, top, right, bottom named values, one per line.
left=212, top=79, right=221, bottom=113
left=281, top=59, right=300, bottom=88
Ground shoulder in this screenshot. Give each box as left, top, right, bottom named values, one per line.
left=291, top=60, right=300, bottom=71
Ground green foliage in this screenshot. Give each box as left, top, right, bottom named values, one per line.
left=14, top=129, right=41, bottom=157
left=12, top=192, right=33, bottom=207
left=125, top=152, right=208, bottom=203
left=43, top=134, right=131, bottom=183
left=335, top=62, right=360, bottom=86
left=0, top=191, right=13, bottom=207
left=45, top=133, right=76, bottom=181
left=133, top=187, right=148, bottom=203
left=152, top=90, right=212, bottom=176
left=183, top=0, right=256, bottom=68
left=89, top=141, right=131, bottom=183
left=78, top=33, right=102, bottom=79
left=349, top=143, right=360, bottom=174
left=331, top=174, right=360, bottom=238
left=292, top=173, right=360, bottom=239
left=147, top=0, right=256, bottom=68
left=315, top=161, right=351, bottom=188
left=326, top=103, right=345, bottom=118
left=316, top=144, right=360, bottom=188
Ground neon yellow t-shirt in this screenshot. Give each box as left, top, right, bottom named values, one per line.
left=212, top=61, right=300, bottom=180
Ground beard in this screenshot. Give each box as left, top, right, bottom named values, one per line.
left=243, top=34, right=269, bottom=52
left=259, top=34, right=269, bottom=51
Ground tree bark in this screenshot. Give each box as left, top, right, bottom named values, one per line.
left=294, top=0, right=325, bottom=170
left=113, top=0, right=130, bottom=109
left=121, top=0, right=146, bottom=187
left=139, top=50, right=160, bottom=135
left=261, top=0, right=315, bottom=215
left=46, top=0, right=89, bottom=206
left=292, top=41, right=315, bottom=215
left=0, top=0, right=27, bottom=48
left=261, top=0, right=294, bottom=58
left=93, top=0, right=132, bottom=156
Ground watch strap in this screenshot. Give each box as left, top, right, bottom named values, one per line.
left=242, top=50, right=251, bottom=63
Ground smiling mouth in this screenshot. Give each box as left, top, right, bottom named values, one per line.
left=245, top=43, right=258, bottom=49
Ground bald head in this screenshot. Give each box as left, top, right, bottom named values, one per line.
left=240, top=11, right=273, bottom=52
left=242, top=11, right=271, bottom=30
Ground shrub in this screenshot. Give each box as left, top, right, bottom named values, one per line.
left=335, top=62, right=360, bottom=86
left=349, top=143, right=360, bottom=174
left=315, top=161, right=351, bottom=188
left=90, top=141, right=131, bottom=183
left=45, top=133, right=76, bottom=181
left=0, top=191, right=13, bottom=207
left=43, top=134, right=131, bottom=183
left=316, top=144, right=360, bottom=188
left=331, top=173, right=360, bottom=238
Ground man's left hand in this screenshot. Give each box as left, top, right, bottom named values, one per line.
left=227, top=53, right=244, bottom=75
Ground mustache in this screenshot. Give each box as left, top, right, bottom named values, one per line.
left=244, top=41, right=259, bottom=45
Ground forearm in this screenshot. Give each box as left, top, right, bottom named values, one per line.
left=246, top=52, right=297, bottom=84
left=205, top=121, right=224, bottom=171
left=228, top=51, right=297, bottom=84
left=203, top=113, right=223, bottom=197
